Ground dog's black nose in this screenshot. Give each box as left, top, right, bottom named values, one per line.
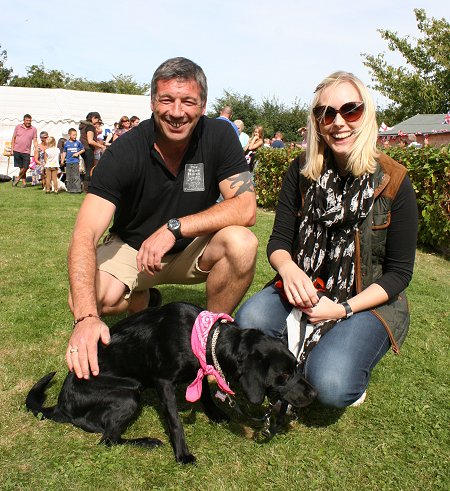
left=306, top=385, right=317, bottom=400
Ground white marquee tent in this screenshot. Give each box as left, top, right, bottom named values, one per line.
left=0, top=86, right=152, bottom=175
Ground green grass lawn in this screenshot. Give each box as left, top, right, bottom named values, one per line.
left=0, top=183, right=448, bottom=491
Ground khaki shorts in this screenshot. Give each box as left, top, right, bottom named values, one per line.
left=97, top=234, right=211, bottom=298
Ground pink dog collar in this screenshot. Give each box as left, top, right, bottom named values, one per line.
left=186, top=311, right=235, bottom=403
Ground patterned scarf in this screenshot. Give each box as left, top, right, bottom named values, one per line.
left=186, top=311, right=235, bottom=402
left=294, top=162, right=374, bottom=364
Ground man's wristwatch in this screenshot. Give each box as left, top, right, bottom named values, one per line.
left=167, top=218, right=182, bottom=240
left=341, top=301, right=353, bottom=319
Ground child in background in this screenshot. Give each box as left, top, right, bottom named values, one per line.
left=36, top=131, right=49, bottom=188
left=57, top=135, right=68, bottom=183
left=61, top=128, right=84, bottom=193
left=29, top=157, right=39, bottom=186
left=44, top=137, right=60, bottom=193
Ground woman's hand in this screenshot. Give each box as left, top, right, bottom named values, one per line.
left=278, top=260, right=319, bottom=308
left=301, top=296, right=345, bottom=324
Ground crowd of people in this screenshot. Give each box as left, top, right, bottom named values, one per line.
left=10, top=57, right=418, bottom=415
left=10, top=113, right=141, bottom=193
left=10, top=105, right=304, bottom=198
left=10, top=105, right=308, bottom=194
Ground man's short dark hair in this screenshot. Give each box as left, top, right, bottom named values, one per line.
left=151, top=57, right=207, bottom=104
left=68, top=128, right=77, bottom=133
left=24, top=114, right=32, bottom=119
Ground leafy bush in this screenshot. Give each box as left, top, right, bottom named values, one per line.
left=253, top=147, right=303, bottom=209
left=385, top=145, right=450, bottom=255
left=254, top=145, right=450, bottom=254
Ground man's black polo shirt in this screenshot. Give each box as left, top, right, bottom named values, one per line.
left=89, top=116, right=247, bottom=253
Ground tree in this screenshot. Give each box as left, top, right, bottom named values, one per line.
left=259, top=97, right=308, bottom=142
left=66, top=74, right=149, bottom=95
left=108, top=74, right=149, bottom=95
left=4, top=57, right=149, bottom=95
left=362, top=8, right=450, bottom=125
left=209, top=90, right=308, bottom=142
left=9, top=63, right=66, bottom=88
left=0, top=44, right=13, bottom=85
left=208, top=90, right=260, bottom=130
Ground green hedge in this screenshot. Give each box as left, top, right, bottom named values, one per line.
left=254, top=145, right=450, bottom=255
left=385, top=145, right=450, bottom=255
left=253, top=147, right=302, bottom=209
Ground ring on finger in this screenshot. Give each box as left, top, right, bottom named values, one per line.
left=70, top=347, right=79, bottom=353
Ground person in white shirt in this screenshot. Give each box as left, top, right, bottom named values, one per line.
left=44, top=137, right=61, bottom=193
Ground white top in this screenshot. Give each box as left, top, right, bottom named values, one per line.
left=45, top=147, right=60, bottom=168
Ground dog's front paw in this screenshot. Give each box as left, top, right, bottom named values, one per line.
left=177, top=453, right=196, bottom=465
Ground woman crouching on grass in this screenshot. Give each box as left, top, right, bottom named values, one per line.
left=235, top=71, right=418, bottom=408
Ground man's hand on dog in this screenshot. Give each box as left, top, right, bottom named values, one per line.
left=66, top=318, right=110, bottom=379
left=136, top=227, right=177, bottom=275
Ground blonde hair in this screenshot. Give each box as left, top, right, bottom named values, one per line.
left=303, top=71, right=379, bottom=180
left=253, top=125, right=264, bottom=139
left=46, top=136, right=56, bottom=148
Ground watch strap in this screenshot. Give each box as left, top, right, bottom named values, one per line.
left=167, top=219, right=182, bottom=240
left=341, top=301, right=353, bottom=319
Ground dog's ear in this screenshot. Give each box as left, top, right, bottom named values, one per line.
left=239, top=356, right=267, bottom=405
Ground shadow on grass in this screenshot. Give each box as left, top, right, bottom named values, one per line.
left=139, top=381, right=277, bottom=446
left=158, top=285, right=207, bottom=308
left=101, top=285, right=207, bottom=328
left=143, top=384, right=347, bottom=448
left=294, top=400, right=345, bottom=427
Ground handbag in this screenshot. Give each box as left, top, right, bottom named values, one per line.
left=3, top=142, right=12, bottom=157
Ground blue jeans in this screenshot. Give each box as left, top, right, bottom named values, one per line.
left=235, top=285, right=390, bottom=408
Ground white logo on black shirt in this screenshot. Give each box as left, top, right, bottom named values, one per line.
left=184, top=163, right=205, bottom=192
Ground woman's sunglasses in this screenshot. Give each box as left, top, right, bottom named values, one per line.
left=313, top=102, right=364, bottom=126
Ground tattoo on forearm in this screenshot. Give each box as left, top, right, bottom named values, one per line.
left=227, top=172, right=255, bottom=196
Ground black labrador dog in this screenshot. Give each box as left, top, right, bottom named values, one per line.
left=26, top=302, right=316, bottom=464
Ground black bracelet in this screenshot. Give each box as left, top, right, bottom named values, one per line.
left=341, top=301, right=353, bottom=319
left=72, top=314, right=101, bottom=329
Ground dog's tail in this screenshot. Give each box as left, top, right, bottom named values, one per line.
left=25, top=372, right=66, bottom=422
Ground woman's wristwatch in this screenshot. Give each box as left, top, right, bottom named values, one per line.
left=341, top=301, right=353, bottom=319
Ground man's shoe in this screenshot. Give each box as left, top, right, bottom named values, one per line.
left=148, top=288, right=162, bottom=308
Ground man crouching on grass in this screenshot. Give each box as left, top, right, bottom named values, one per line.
left=66, top=57, right=258, bottom=379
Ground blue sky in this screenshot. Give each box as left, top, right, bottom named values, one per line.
left=2, top=0, right=448, bottom=112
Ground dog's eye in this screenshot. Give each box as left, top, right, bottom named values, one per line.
left=275, top=373, right=290, bottom=385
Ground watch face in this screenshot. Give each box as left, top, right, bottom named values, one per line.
left=168, top=219, right=180, bottom=230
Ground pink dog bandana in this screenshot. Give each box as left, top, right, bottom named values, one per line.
left=185, top=311, right=235, bottom=403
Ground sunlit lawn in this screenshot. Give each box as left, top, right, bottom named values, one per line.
left=0, top=183, right=448, bottom=491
